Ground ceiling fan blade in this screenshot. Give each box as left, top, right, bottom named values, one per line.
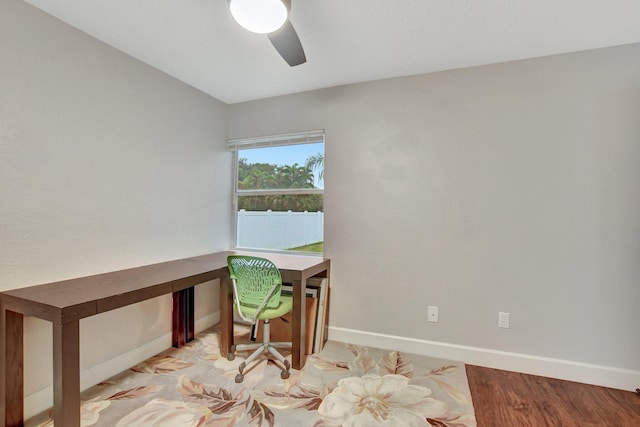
left=268, top=19, right=306, bottom=66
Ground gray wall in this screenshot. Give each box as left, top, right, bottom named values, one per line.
left=1, top=0, right=231, bottom=415
left=228, top=43, right=640, bottom=376
left=2, top=0, right=640, bottom=415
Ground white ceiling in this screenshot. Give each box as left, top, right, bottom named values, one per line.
left=23, top=0, right=640, bottom=104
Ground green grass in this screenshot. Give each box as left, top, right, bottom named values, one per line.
left=289, top=242, right=323, bottom=252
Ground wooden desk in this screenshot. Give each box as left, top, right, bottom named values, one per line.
left=193, top=251, right=331, bottom=370
left=0, top=251, right=330, bottom=427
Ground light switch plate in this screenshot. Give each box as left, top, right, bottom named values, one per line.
left=428, top=306, right=439, bottom=322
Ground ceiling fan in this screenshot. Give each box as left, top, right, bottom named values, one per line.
left=229, top=0, right=306, bottom=67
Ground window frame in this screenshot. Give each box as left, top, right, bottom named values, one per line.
left=228, top=130, right=325, bottom=255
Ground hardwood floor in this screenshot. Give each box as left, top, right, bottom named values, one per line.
left=466, top=365, right=640, bottom=426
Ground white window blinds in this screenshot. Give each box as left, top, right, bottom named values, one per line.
left=226, top=129, right=325, bottom=151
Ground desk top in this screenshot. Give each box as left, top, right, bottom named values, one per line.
left=0, top=251, right=329, bottom=324
left=194, top=251, right=330, bottom=282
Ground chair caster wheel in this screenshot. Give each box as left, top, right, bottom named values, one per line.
left=227, top=345, right=236, bottom=361
left=281, top=370, right=290, bottom=379
left=284, top=360, right=290, bottom=370
left=235, top=373, right=244, bottom=383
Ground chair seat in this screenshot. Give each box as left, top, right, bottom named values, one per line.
left=237, top=294, right=293, bottom=321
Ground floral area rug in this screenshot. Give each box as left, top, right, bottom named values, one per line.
left=29, top=325, right=476, bottom=426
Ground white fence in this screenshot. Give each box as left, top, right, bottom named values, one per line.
left=237, top=210, right=324, bottom=250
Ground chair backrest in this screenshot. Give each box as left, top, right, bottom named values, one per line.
left=227, top=255, right=283, bottom=309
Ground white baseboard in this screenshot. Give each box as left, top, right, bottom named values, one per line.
left=195, top=311, right=221, bottom=335
left=328, top=326, right=640, bottom=392
left=24, top=311, right=220, bottom=420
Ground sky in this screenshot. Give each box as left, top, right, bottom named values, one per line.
left=240, top=142, right=323, bottom=166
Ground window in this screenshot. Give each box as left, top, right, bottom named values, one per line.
left=228, top=130, right=324, bottom=253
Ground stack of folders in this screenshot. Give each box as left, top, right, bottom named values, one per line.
left=281, top=277, right=329, bottom=353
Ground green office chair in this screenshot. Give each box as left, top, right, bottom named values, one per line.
left=226, top=255, right=293, bottom=383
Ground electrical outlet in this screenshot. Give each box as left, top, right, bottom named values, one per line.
left=428, top=306, right=439, bottom=322
left=498, top=312, right=510, bottom=328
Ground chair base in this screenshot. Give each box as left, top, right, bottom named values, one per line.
left=227, top=320, right=291, bottom=383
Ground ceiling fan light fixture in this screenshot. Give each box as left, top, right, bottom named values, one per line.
left=230, top=0, right=288, bottom=34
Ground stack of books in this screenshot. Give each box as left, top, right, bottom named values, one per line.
left=255, top=277, right=329, bottom=354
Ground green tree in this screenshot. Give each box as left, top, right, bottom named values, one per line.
left=237, top=157, right=323, bottom=212
left=276, top=164, right=314, bottom=188
left=305, top=153, right=324, bottom=180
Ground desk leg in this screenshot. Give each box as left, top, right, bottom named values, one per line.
left=172, top=287, right=195, bottom=348
left=172, top=291, right=185, bottom=347
left=3, top=309, right=24, bottom=427
left=187, top=287, right=195, bottom=342
left=291, top=279, right=307, bottom=370
left=53, top=320, right=80, bottom=427
left=0, top=304, right=3, bottom=427
left=220, top=274, right=234, bottom=358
